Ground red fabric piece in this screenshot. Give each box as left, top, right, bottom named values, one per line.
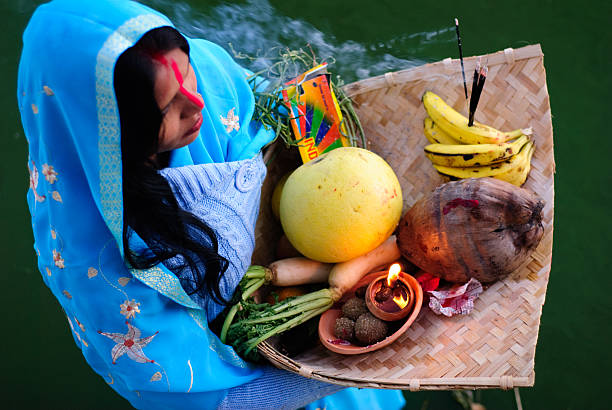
left=415, top=272, right=440, bottom=292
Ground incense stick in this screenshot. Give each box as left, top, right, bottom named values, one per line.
left=468, top=59, right=481, bottom=126
left=468, top=64, right=488, bottom=126
left=454, top=18, right=468, bottom=100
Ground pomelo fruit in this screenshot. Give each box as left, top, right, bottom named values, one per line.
left=279, top=147, right=402, bottom=263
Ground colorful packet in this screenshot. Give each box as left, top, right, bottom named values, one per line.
left=282, top=63, right=350, bottom=163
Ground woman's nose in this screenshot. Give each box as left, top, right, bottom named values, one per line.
left=181, top=92, right=204, bottom=119
left=180, top=70, right=204, bottom=109
left=180, top=85, right=204, bottom=111
left=190, top=91, right=204, bottom=109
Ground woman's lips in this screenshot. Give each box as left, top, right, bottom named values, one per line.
left=184, top=114, right=203, bottom=137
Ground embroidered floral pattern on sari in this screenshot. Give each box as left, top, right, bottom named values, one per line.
left=120, top=299, right=141, bottom=319
left=95, top=241, right=170, bottom=390
left=42, top=164, right=58, bottom=184
left=67, top=315, right=88, bottom=348
left=220, top=107, right=240, bottom=133
left=53, top=249, right=65, bottom=269
left=99, top=321, right=158, bottom=364
left=28, top=160, right=46, bottom=202
left=87, top=267, right=98, bottom=278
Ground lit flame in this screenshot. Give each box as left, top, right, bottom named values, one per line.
left=386, top=263, right=401, bottom=288
left=393, top=292, right=410, bottom=309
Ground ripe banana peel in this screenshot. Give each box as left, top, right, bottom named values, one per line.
left=422, top=91, right=531, bottom=144
left=423, top=116, right=463, bottom=145
left=433, top=141, right=534, bottom=186
left=492, top=141, right=535, bottom=186
left=424, top=135, right=530, bottom=168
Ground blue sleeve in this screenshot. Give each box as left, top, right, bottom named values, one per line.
left=306, top=388, right=407, bottom=410
left=218, top=366, right=344, bottom=410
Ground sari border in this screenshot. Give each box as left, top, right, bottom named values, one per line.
left=95, top=14, right=200, bottom=309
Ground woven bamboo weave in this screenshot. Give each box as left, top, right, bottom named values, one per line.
left=252, top=44, right=554, bottom=390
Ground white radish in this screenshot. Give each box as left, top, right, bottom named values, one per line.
left=266, top=257, right=332, bottom=286
left=223, top=235, right=401, bottom=353
left=328, top=235, right=400, bottom=301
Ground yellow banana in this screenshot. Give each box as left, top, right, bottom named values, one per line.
left=433, top=141, right=534, bottom=181
left=494, top=141, right=535, bottom=186
left=423, top=117, right=463, bottom=145
left=422, top=91, right=531, bottom=144
left=424, top=135, right=530, bottom=168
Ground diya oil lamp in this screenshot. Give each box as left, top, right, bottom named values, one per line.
left=365, top=263, right=415, bottom=321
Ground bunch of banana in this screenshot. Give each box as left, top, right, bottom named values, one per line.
left=422, top=91, right=535, bottom=187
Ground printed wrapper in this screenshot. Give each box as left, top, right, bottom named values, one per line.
left=428, top=278, right=483, bottom=317
left=282, top=63, right=350, bottom=163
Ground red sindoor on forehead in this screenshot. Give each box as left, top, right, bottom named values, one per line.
left=153, top=54, right=204, bottom=109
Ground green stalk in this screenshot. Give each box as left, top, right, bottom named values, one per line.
left=243, top=265, right=267, bottom=280
left=244, top=302, right=333, bottom=355
left=220, top=266, right=268, bottom=343
left=270, top=288, right=332, bottom=313
left=240, top=278, right=258, bottom=291
left=220, top=303, right=240, bottom=343
left=242, top=278, right=265, bottom=300
left=233, top=298, right=331, bottom=326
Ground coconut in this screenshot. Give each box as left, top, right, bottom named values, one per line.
left=397, top=178, right=545, bottom=283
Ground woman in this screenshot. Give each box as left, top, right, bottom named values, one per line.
left=18, top=0, right=406, bottom=408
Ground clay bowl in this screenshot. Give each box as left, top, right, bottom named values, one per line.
left=318, top=271, right=423, bottom=355
left=365, top=273, right=415, bottom=321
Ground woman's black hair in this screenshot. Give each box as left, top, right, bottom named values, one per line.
left=114, top=26, right=229, bottom=305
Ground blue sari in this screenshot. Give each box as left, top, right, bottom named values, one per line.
left=18, top=0, right=405, bottom=408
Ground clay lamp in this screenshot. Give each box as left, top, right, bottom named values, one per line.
left=365, top=263, right=415, bottom=321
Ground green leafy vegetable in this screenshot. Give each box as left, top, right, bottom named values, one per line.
left=229, top=44, right=365, bottom=150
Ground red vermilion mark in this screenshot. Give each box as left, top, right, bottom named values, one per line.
left=442, top=198, right=479, bottom=215
left=153, top=55, right=204, bottom=109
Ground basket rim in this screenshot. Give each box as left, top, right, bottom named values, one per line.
left=258, top=342, right=535, bottom=390
left=343, top=44, right=543, bottom=98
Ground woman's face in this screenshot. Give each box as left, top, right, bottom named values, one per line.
left=153, top=48, right=204, bottom=153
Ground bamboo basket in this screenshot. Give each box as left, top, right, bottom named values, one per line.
left=252, top=44, right=554, bottom=390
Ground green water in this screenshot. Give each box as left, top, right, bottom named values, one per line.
left=2, top=0, right=610, bottom=408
